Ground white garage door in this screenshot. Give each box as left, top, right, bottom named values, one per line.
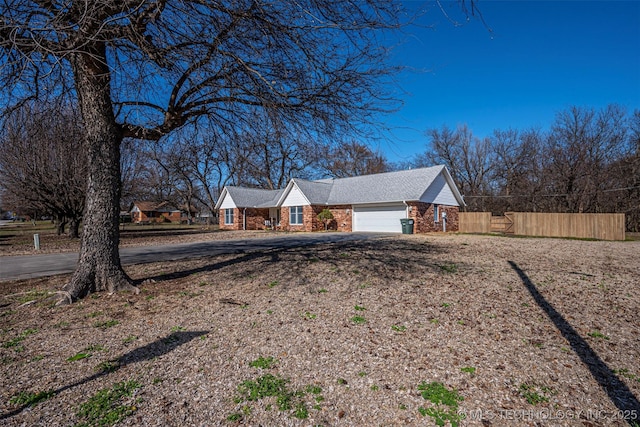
left=353, top=204, right=407, bottom=233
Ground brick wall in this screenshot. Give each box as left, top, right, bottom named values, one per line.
left=218, top=208, right=272, bottom=230
left=218, top=208, right=240, bottom=230
left=221, top=204, right=458, bottom=233
left=408, top=202, right=459, bottom=233
left=311, top=205, right=352, bottom=232
left=244, top=208, right=270, bottom=230
left=280, top=206, right=312, bottom=232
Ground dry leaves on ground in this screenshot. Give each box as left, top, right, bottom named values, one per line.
left=0, top=233, right=639, bottom=426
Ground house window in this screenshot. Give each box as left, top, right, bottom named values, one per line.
left=290, top=206, right=303, bottom=225
left=434, top=204, right=439, bottom=223
left=225, top=209, right=234, bottom=225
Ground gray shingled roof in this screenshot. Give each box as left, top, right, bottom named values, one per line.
left=224, top=186, right=284, bottom=208
left=218, top=165, right=463, bottom=209
left=290, top=165, right=450, bottom=205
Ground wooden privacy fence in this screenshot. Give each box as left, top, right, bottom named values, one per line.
left=459, top=212, right=626, bottom=241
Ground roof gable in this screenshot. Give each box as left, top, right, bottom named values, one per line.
left=216, top=165, right=465, bottom=210
left=276, top=166, right=464, bottom=207
left=216, top=186, right=284, bottom=209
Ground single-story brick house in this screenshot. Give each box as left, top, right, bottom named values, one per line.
left=215, top=166, right=465, bottom=234
left=130, top=201, right=182, bottom=224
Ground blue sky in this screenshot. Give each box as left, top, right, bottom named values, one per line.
left=379, top=0, right=640, bottom=163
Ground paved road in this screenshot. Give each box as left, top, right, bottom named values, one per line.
left=0, top=232, right=383, bottom=281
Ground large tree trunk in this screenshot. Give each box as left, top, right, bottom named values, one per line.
left=59, top=44, right=138, bottom=304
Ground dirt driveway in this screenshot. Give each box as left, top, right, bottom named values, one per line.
left=0, top=232, right=639, bottom=426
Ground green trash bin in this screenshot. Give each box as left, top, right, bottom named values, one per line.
left=400, top=218, right=414, bottom=234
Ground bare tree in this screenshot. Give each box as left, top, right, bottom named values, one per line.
left=234, top=112, right=321, bottom=188
left=1, top=0, right=409, bottom=302
left=491, top=128, right=546, bottom=212
left=545, top=105, right=627, bottom=213
left=0, top=102, right=86, bottom=237
left=420, top=124, right=495, bottom=211
left=318, top=140, right=389, bottom=178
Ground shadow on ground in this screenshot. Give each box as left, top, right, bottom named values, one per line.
left=1, top=330, right=208, bottom=421
left=509, top=260, right=640, bottom=420
left=139, top=238, right=449, bottom=286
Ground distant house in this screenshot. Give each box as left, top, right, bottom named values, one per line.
left=130, top=201, right=181, bottom=224
left=214, top=165, right=465, bottom=233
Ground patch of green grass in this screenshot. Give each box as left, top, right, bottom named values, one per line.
left=391, top=325, right=407, bottom=332
left=93, top=320, right=119, bottom=329
left=122, top=335, right=137, bottom=344
left=303, top=311, right=317, bottom=320
left=67, top=352, right=92, bottom=362
left=305, top=385, right=323, bottom=395
left=227, top=412, right=242, bottom=422
left=233, top=374, right=322, bottom=421
left=460, top=366, right=476, bottom=375
left=350, top=315, right=366, bottom=324
left=438, top=263, right=458, bottom=274
left=95, top=360, right=120, bottom=374
left=318, top=288, right=328, bottom=293
left=441, top=302, right=451, bottom=308
left=68, top=344, right=105, bottom=362
left=587, top=330, right=609, bottom=340
left=170, top=326, right=185, bottom=332
left=519, top=383, right=553, bottom=405
left=359, top=282, right=371, bottom=289
left=370, top=385, right=379, bottom=391
left=354, top=305, right=366, bottom=311
left=358, top=371, right=367, bottom=377
left=613, top=368, right=640, bottom=383
left=430, top=318, right=439, bottom=325
left=267, top=281, right=279, bottom=288
left=9, top=390, right=55, bottom=407
left=337, top=378, right=348, bottom=385
left=76, top=380, right=141, bottom=427
left=417, top=381, right=465, bottom=427
left=249, top=356, right=276, bottom=370
left=17, top=290, right=51, bottom=304
left=2, top=328, right=37, bottom=350
left=86, top=311, right=103, bottom=318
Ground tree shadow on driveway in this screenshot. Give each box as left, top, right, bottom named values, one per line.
left=1, top=330, right=208, bottom=421
left=508, top=261, right=640, bottom=420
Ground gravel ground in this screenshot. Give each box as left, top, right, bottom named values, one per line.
left=0, top=232, right=639, bottom=426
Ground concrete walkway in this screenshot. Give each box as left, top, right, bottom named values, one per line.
left=0, top=232, right=382, bottom=281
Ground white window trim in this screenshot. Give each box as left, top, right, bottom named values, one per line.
left=434, top=204, right=439, bottom=223
left=290, top=206, right=303, bottom=225
left=225, top=208, right=234, bottom=225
